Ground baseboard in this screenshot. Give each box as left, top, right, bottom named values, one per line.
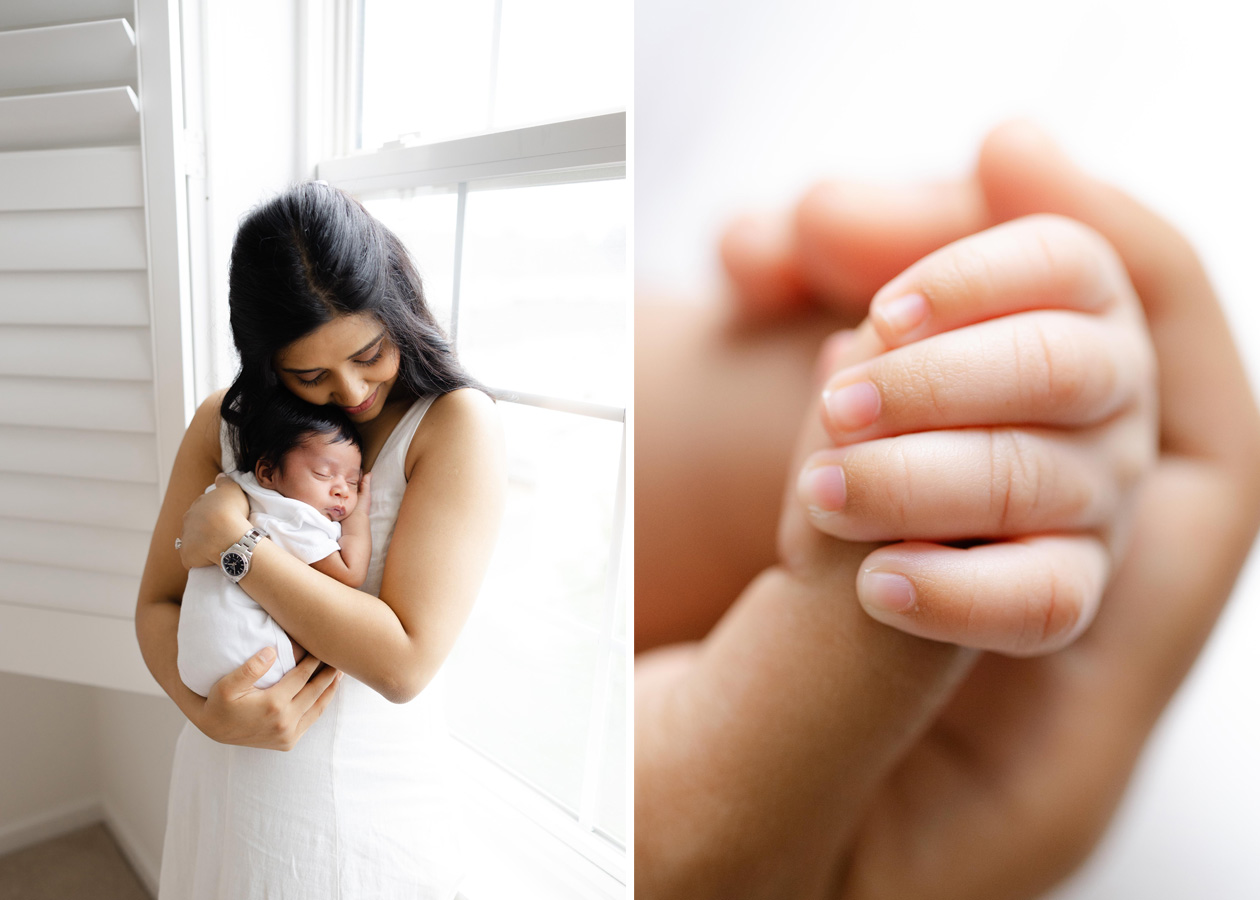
left=101, top=797, right=161, bottom=899
left=0, top=795, right=103, bottom=859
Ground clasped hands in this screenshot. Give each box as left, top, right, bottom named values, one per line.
left=635, top=122, right=1260, bottom=899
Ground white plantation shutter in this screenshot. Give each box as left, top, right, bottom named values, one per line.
left=0, top=0, right=191, bottom=694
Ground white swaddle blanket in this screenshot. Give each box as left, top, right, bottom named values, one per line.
left=177, top=470, right=342, bottom=696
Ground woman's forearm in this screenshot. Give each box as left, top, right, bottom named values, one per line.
left=134, top=596, right=208, bottom=729
left=237, top=539, right=416, bottom=702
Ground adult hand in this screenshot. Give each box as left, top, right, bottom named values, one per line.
left=197, top=647, right=343, bottom=751
left=176, top=473, right=251, bottom=569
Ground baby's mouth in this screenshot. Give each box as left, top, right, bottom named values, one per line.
left=327, top=506, right=346, bottom=520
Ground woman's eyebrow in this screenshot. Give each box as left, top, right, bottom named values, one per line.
left=281, top=331, right=387, bottom=374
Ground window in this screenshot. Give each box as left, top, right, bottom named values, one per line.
left=310, top=2, right=629, bottom=895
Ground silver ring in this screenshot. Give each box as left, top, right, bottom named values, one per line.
left=174, top=538, right=182, bottom=550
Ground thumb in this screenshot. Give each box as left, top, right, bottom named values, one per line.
left=226, top=647, right=275, bottom=691
left=977, top=118, right=1259, bottom=465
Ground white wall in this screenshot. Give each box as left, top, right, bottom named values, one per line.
left=636, top=0, right=1260, bottom=897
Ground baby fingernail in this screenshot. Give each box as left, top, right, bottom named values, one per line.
left=859, top=571, right=917, bottom=613
left=798, top=464, right=846, bottom=514
left=823, top=381, right=881, bottom=431
left=873, top=292, right=928, bottom=336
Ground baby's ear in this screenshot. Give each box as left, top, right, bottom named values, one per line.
left=255, top=458, right=276, bottom=487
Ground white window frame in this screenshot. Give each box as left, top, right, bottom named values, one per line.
left=305, top=6, right=628, bottom=897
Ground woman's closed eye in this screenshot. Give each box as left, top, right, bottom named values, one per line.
left=293, top=344, right=385, bottom=386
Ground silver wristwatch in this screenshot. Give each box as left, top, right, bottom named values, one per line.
left=220, top=527, right=268, bottom=583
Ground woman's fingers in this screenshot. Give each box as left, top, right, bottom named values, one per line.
left=854, top=536, right=1110, bottom=656
left=294, top=666, right=343, bottom=738
left=719, top=212, right=811, bottom=318
left=798, top=423, right=1149, bottom=543
left=819, top=309, right=1152, bottom=444
left=866, top=214, right=1135, bottom=348
left=793, top=178, right=989, bottom=312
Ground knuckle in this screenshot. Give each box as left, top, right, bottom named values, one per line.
left=1017, top=560, right=1082, bottom=655
left=1016, top=317, right=1113, bottom=419
left=989, top=431, right=1045, bottom=531
left=855, top=441, right=917, bottom=534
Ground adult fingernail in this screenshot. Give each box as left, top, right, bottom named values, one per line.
left=859, top=571, right=917, bottom=613
left=872, top=292, right=928, bottom=336
left=822, top=381, right=881, bottom=431
left=798, top=464, right=847, bottom=514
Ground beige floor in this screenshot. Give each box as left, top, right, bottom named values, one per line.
left=0, top=823, right=151, bottom=900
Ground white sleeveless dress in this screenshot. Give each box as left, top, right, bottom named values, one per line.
left=158, top=395, right=466, bottom=900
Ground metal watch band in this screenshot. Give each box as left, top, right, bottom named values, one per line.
left=238, top=527, right=267, bottom=551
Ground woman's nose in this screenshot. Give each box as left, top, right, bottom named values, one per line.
left=330, top=372, right=368, bottom=407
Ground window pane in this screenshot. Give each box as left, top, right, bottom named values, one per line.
left=458, top=179, right=627, bottom=407
left=360, top=191, right=459, bottom=337
left=594, top=647, right=626, bottom=843
left=446, top=404, right=622, bottom=810
left=360, top=1, right=628, bottom=149
left=493, top=0, right=630, bottom=131
left=360, top=0, right=496, bottom=149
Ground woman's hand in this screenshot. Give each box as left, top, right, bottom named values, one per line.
left=197, top=647, right=343, bottom=751
left=177, top=473, right=252, bottom=569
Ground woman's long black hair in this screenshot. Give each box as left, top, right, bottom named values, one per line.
left=221, top=181, right=483, bottom=467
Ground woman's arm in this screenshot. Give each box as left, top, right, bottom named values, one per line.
left=134, top=389, right=228, bottom=728
left=136, top=390, right=343, bottom=748
left=186, top=389, right=506, bottom=704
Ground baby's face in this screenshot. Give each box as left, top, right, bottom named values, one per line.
left=259, top=434, right=363, bottom=522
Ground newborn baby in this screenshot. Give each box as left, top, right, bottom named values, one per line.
left=177, top=399, right=372, bottom=697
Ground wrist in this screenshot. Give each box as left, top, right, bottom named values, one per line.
left=216, top=513, right=254, bottom=554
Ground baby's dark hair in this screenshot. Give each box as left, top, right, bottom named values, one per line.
left=231, top=389, right=362, bottom=476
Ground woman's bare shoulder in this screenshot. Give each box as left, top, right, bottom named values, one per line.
left=405, top=388, right=503, bottom=475
left=187, top=387, right=229, bottom=469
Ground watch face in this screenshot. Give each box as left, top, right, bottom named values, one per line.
left=222, top=552, right=247, bottom=578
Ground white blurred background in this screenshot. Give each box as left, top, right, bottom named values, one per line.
left=636, top=0, right=1260, bottom=896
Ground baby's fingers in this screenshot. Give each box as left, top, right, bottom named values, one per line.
left=865, top=214, right=1137, bottom=348
left=856, top=536, right=1110, bottom=656
left=798, top=423, right=1149, bottom=542
left=821, top=309, right=1153, bottom=445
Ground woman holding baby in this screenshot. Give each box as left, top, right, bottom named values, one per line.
left=135, top=182, right=505, bottom=898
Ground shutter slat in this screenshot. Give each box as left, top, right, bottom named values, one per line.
left=0, top=146, right=143, bottom=211
left=0, top=472, right=157, bottom=530
left=0, top=271, right=149, bottom=325
left=0, top=326, right=152, bottom=379
left=0, top=18, right=135, bottom=94
left=0, top=424, right=157, bottom=482
left=0, top=85, right=139, bottom=151
left=0, top=560, right=138, bottom=617
left=0, top=2, right=132, bottom=31
left=0, top=208, right=146, bottom=270
left=0, top=376, right=153, bottom=432
left=0, top=518, right=150, bottom=577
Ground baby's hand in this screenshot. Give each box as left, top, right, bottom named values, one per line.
left=348, top=472, right=372, bottom=521
left=792, top=214, right=1157, bottom=655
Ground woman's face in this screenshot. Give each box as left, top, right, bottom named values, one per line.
left=273, top=313, right=401, bottom=423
